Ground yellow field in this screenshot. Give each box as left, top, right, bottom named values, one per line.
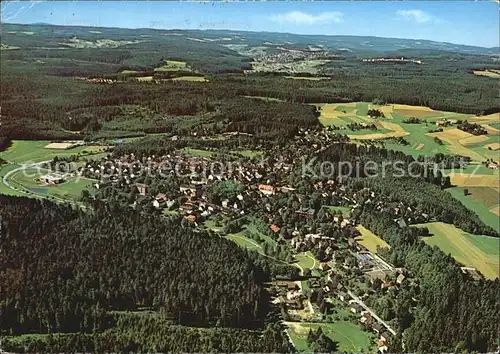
left=44, top=141, right=84, bottom=150
left=484, top=143, right=500, bottom=151
left=355, top=225, right=390, bottom=253
left=449, top=173, right=500, bottom=188
left=416, top=222, right=499, bottom=279
left=483, top=124, right=499, bottom=135
left=473, top=70, right=500, bottom=78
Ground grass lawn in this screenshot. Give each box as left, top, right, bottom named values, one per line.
left=286, top=321, right=375, bottom=353
left=414, top=222, right=499, bottom=279
left=285, top=76, right=330, bottom=81
left=447, top=187, right=500, bottom=233
left=0, top=140, right=107, bottom=163
left=355, top=225, right=390, bottom=253
left=171, top=76, right=207, bottom=82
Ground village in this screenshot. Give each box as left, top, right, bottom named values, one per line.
left=53, top=128, right=434, bottom=353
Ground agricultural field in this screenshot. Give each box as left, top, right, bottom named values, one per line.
left=7, top=167, right=94, bottom=202
left=233, top=149, right=263, bottom=158
left=245, top=222, right=278, bottom=248
left=225, top=233, right=262, bottom=252
left=448, top=187, right=500, bottom=233
left=181, top=148, right=214, bottom=157
left=170, top=76, right=207, bottom=82
left=251, top=59, right=331, bottom=74
left=286, top=321, right=375, bottom=353
left=0, top=140, right=108, bottom=164
left=285, top=76, right=330, bottom=81
left=154, top=60, right=190, bottom=72
left=136, top=76, right=154, bottom=82
left=318, top=103, right=500, bottom=165
left=414, top=222, right=499, bottom=279
left=355, top=225, right=390, bottom=253
left=473, top=70, right=500, bottom=78
left=0, top=163, right=24, bottom=196
left=294, top=251, right=318, bottom=270
left=324, top=205, right=351, bottom=217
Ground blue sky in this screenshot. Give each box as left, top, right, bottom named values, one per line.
left=2, top=1, right=499, bottom=47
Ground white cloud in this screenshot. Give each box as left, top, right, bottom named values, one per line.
left=396, top=9, right=434, bottom=24
left=270, top=11, right=343, bottom=25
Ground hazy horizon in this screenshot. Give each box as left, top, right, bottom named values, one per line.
left=1, top=1, right=499, bottom=48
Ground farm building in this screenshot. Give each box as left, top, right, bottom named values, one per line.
left=40, top=174, right=65, bottom=185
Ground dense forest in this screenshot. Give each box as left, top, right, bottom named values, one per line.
left=0, top=197, right=273, bottom=335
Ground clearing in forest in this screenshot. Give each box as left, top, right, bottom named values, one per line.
left=0, top=140, right=106, bottom=164
left=415, top=222, right=499, bottom=279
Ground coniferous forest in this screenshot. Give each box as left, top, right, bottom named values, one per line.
left=1, top=20, right=500, bottom=354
